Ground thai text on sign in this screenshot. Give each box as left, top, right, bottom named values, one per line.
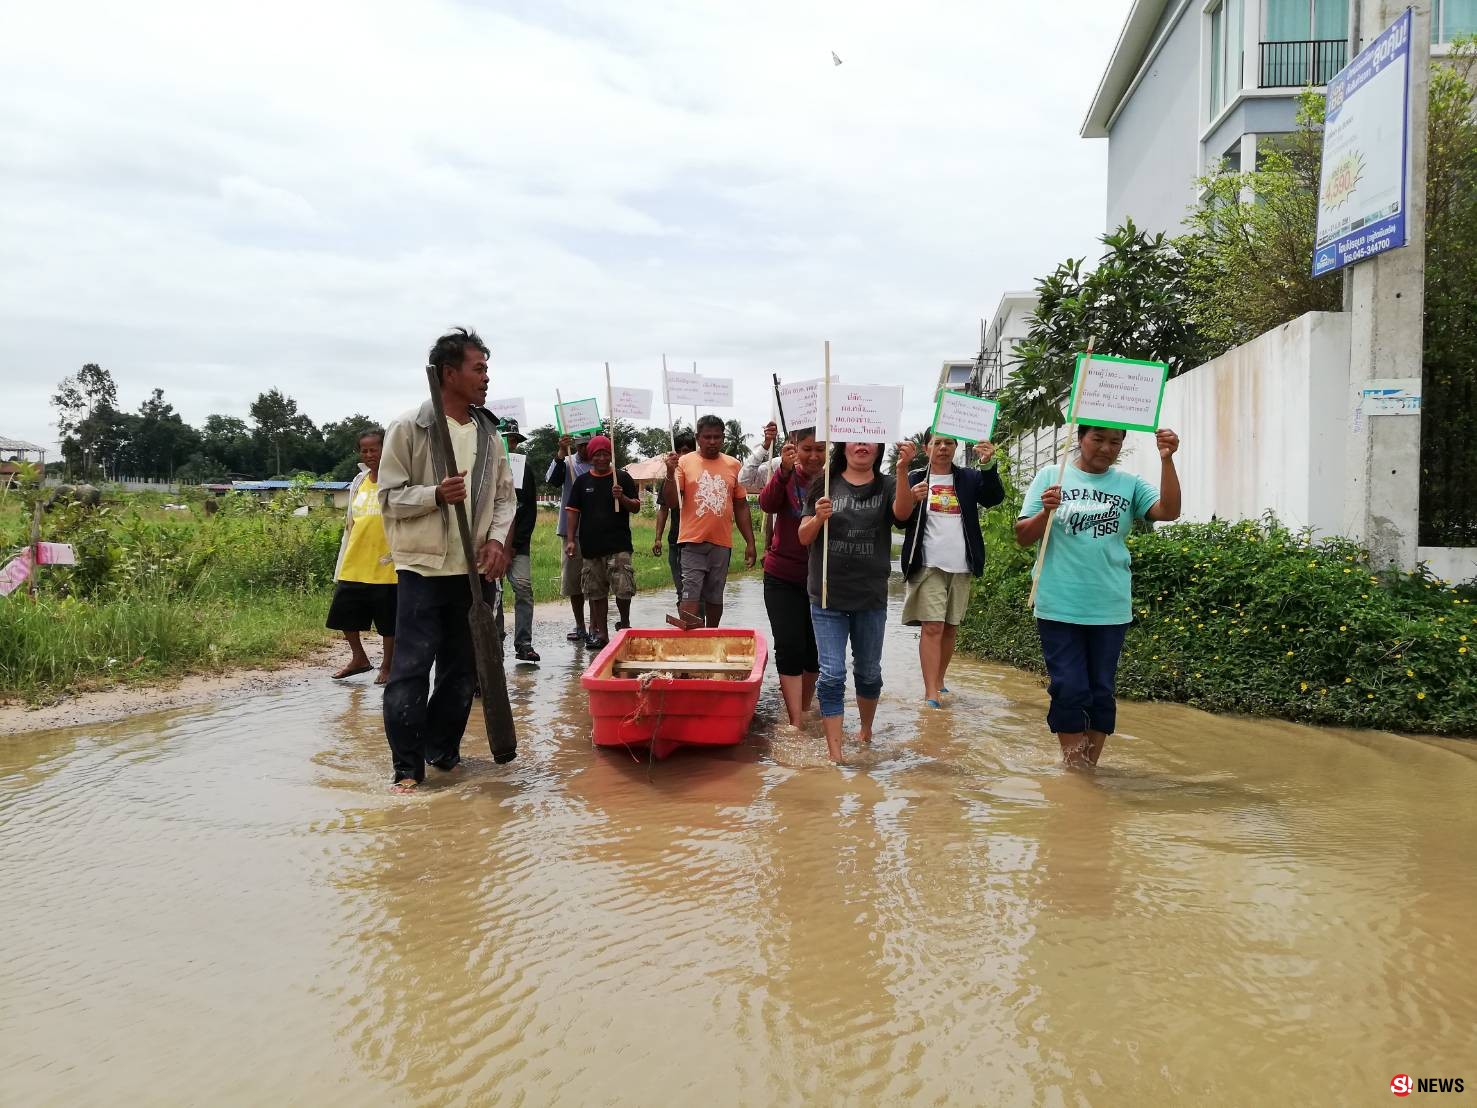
left=556, top=397, right=603, bottom=436
left=777, top=376, right=838, bottom=430
left=930, top=390, right=999, bottom=444
left=1067, top=354, right=1168, bottom=433
left=827, top=385, right=903, bottom=443
left=663, top=372, right=703, bottom=406
left=487, top=397, right=527, bottom=427
left=611, top=386, right=653, bottom=421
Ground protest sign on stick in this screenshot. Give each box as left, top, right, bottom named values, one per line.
left=827, top=385, right=903, bottom=443
left=487, top=397, right=527, bottom=427
left=930, top=390, right=999, bottom=444
left=778, top=376, right=838, bottom=430
left=611, top=386, right=653, bottom=421
left=698, top=377, right=733, bottom=407
left=663, top=370, right=703, bottom=407
left=555, top=395, right=603, bottom=438
left=506, top=452, right=526, bottom=488
left=822, top=344, right=832, bottom=607
left=661, top=355, right=682, bottom=512
left=1065, top=353, right=1168, bottom=433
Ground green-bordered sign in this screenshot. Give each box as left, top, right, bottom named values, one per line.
left=930, top=390, right=999, bottom=444
left=555, top=396, right=603, bottom=437
left=1067, top=353, right=1168, bottom=433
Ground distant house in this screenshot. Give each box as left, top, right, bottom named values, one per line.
left=205, top=480, right=353, bottom=510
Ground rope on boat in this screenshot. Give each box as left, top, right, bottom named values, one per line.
left=620, top=670, right=673, bottom=771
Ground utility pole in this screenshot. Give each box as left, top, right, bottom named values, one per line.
left=1342, top=0, right=1430, bottom=571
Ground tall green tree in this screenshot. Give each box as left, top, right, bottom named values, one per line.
left=996, top=222, right=1210, bottom=443
left=722, top=419, right=750, bottom=457
left=200, top=414, right=259, bottom=476
left=51, top=362, right=119, bottom=476
left=125, top=388, right=201, bottom=479
left=1181, top=91, right=1341, bottom=355
left=321, top=414, right=382, bottom=480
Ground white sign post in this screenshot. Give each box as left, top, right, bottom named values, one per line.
left=930, top=390, right=999, bottom=444
left=1312, top=8, right=1412, bottom=276
left=778, top=376, right=839, bottom=430
left=698, top=377, right=733, bottom=407
left=486, top=397, right=527, bottom=427
left=1065, top=353, right=1168, bottom=433
left=555, top=396, right=603, bottom=437
left=663, top=371, right=704, bottom=406
left=827, top=385, right=904, bottom=443
left=611, top=386, right=653, bottom=421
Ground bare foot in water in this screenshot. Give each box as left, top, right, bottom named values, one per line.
left=390, top=779, right=418, bottom=794
left=333, top=660, right=373, bottom=680
left=857, top=728, right=872, bottom=745
left=375, top=668, right=390, bottom=685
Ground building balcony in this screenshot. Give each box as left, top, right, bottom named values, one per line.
left=1258, top=38, right=1348, bottom=88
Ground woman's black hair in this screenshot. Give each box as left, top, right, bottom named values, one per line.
left=674, top=430, right=696, bottom=452
left=787, top=425, right=816, bottom=445
left=1077, top=423, right=1125, bottom=441
left=358, top=426, right=385, bottom=445
left=808, top=441, right=884, bottom=504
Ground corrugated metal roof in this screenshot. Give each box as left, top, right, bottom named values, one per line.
left=0, top=435, right=46, bottom=452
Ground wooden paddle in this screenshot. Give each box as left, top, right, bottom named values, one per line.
left=425, top=367, right=518, bottom=764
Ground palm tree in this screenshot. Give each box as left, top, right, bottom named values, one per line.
left=723, top=419, right=750, bottom=457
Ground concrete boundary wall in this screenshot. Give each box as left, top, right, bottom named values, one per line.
left=1117, top=311, right=1351, bottom=535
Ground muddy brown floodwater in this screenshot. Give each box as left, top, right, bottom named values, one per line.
left=3, top=573, right=1476, bottom=1105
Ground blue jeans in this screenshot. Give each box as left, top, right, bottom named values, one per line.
left=493, top=552, right=534, bottom=651
left=810, top=605, right=886, bottom=719
left=1036, top=619, right=1129, bottom=734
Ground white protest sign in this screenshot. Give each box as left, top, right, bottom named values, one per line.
left=487, top=397, right=527, bottom=427
left=663, top=372, right=703, bottom=406
left=611, top=386, right=653, bottom=421
left=507, top=452, right=527, bottom=488
left=1067, top=354, right=1168, bottom=433
left=777, top=376, right=838, bottom=430
left=0, top=549, right=33, bottom=596
left=930, top=390, right=999, bottom=444
left=698, top=376, right=733, bottom=407
left=827, top=384, right=903, bottom=443
left=36, top=542, right=77, bottom=566
left=556, top=396, right=603, bottom=437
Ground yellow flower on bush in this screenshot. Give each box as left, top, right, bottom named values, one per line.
left=1300, top=681, right=1309, bottom=692
left=1407, top=669, right=1415, bottom=677
left=1417, top=692, right=1427, bottom=701
left=1461, top=647, right=1469, bottom=655
left=1339, top=625, right=1347, bottom=632
left=1286, top=650, right=1295, bottom=657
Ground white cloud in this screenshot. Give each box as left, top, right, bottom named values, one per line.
left=0, top=0, right=1128, bottom=457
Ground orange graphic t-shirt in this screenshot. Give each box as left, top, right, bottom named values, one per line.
left=676, top=452, right=746, bottom=548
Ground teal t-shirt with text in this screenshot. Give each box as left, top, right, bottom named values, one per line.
left=1021, top=464, right=1160, bottom=625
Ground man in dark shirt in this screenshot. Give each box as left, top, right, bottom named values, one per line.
left=565, top=434, right=640, bottom=649
left=495, top=418, right=540, bottom=662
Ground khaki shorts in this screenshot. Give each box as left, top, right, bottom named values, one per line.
left=561, top=545, right=584, bottom=596
left=680, top=541, right=731, bottom=606
left=902, top=567, right=972, bottom=627
left=580, top=551, right=635, bottom=601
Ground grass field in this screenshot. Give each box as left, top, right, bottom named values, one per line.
left=1, top=499, right=758, bottom=702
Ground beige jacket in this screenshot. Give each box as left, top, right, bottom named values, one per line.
left=377, top=401, right=517, bottom=574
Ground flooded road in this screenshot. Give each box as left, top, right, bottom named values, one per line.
left=4, top=573, right=1476, bottom=1105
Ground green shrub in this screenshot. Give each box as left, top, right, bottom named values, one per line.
left=960, top=476, right=1477, bottom=735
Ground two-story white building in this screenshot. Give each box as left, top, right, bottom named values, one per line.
left=1082, top=0, right=1475, bottom=235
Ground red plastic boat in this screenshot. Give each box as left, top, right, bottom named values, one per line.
left=581, top=627, right=768, bottom=759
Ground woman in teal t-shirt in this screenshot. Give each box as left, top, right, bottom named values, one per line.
left=1014, top=424, right=1181, bottom=768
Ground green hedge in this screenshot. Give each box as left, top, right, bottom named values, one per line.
left=959, top=481, right=1477, bottom=735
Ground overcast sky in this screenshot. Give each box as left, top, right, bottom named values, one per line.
left=1, top=0, right=1127, bottom=458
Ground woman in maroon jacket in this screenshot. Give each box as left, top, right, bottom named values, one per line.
left=759, top=426, right=828, bottom=726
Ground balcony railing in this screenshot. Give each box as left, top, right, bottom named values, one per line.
left=1259, top=38, right=1347, bottom=88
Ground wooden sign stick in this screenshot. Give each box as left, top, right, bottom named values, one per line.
left=662, top=354, right=682, bottom=512
left=822, top=342, right=831, bottom=609
left=603, top=361, right=622, bottom=512
left=1027, top=335, right=1097, bottom=608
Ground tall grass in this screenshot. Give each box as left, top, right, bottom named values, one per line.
left=1, top=499, right=758, bottom=702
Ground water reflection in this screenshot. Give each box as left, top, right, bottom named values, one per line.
left=2, top=576, right=1475, bottom=1105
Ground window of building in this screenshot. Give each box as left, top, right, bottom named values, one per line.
left=1434, top=0, right=1477, bottom=42
left=1209, top=0, right=1244, bottom=117
left=1261, top=0, right=1346, bottom=85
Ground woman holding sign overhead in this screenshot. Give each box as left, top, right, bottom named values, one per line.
left=896, top=431, right=1004, bottom=708
left=1014, top=424, right=1181, bottom=768
left=799, top=441, right=912, bottom=764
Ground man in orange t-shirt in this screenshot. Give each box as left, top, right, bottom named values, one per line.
left=661, top=414, right=756, bottom=627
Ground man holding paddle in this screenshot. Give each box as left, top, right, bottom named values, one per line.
left=378, top=327, right=518, bottom=792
